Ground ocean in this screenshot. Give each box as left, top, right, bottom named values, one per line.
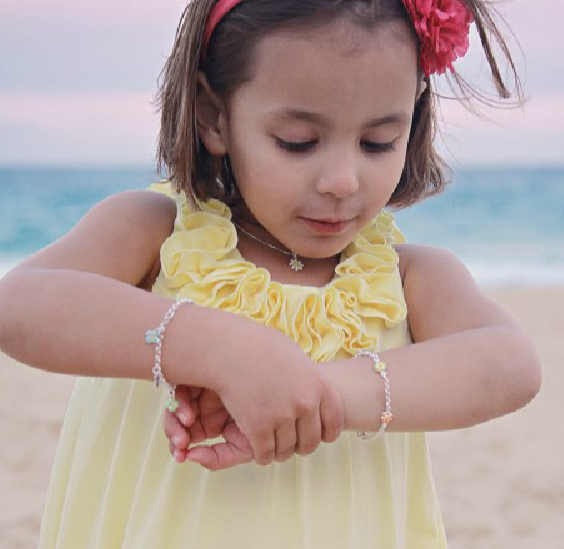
left=1, top=165, right=563, bottom=287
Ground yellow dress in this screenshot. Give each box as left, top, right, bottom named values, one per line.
left=38, top=183, right=447, bottom=549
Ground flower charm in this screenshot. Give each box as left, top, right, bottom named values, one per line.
left=145, top=329, right=160, bottom=344
left=289, top=254, right=305, bottom=272
left=401, top=0, right=474, bottom=76
left=166, top=396, right=180, bottom=413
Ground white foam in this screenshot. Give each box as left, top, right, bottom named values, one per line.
left=1, top=255, right=562, bottom=289
left=0, top=256, right=25, bottom=280
left=466, top=261, right=564, bottom=288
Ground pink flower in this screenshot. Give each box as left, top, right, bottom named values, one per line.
left=402, top=0, right=474, bottom=76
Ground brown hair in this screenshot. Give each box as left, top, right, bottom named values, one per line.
left=156, top=0, right=522, bottom=209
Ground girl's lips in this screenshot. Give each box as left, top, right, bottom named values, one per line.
left=301, top=217, right=352, bottom=234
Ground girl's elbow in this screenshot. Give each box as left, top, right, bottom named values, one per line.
left=0, top=272, right=27, bottom=352
left=520, top=347, right=542, bottom=408
left=502, top=328, right=542, bottom=412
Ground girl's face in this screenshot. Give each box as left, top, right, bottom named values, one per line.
left=204, top=19, right=419, bottom=259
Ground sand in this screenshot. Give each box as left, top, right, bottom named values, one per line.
left=1, top=287, right=562, bottom=549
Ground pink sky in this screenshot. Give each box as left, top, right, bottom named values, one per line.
left=1, top=0, right=562, bottom=165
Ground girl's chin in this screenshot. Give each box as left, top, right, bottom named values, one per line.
left=293, top=237, right=354, bottom=260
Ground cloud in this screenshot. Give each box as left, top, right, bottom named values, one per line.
left=0, top=92, right=159, bottom=164
left=1, top=0, right=563, bottom=165
left=437, top=92, right=564, bottom=165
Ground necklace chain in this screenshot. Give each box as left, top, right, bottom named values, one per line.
left=233, top=222, right=305, bottom=272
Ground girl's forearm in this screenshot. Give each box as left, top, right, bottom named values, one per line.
left=324, top=326, right=541, bottom=433
left=0, top=268, right=219, bottom=388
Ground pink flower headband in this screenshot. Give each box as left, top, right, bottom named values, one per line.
left=402, top=0, right=474, bottom=76
left=201, top=0, right=474, bottom=76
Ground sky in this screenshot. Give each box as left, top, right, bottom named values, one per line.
left=0, top=0, right=562, bottom=166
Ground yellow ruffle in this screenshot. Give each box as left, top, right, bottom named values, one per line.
left=149, top=182, right=407, bottom=361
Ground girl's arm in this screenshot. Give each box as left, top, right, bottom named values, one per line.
left=323, top=244, right=542, bottom=434
left=0, top=191, right=343, bottom=464
left=0, top=190, right=182, bottom=381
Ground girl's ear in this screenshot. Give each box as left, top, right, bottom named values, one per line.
left=196, top=72, right=229, bottom=155
left=416, top=78, right=428, bottom=102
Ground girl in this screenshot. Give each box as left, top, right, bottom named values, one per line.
left=0, top=0, right=540, bottom=547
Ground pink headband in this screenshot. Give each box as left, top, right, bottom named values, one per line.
left=201, top=0, right=244, bottom=55
left=201, top=0, right=474, bottom=76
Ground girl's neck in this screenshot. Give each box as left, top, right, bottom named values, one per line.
left=231, top=207, right=341, bottom=288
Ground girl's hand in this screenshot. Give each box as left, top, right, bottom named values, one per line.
left=164, top=385, right=229, bottom=460
left=207, top=324, right=345, bottom=466
left=187, top=419, right=254, bottom=470
left=170, top=309, right=345, bottom=466
left=164, top=385, right=254, bottom=469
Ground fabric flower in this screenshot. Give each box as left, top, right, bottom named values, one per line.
left=402, top=0, right=474, bottom=76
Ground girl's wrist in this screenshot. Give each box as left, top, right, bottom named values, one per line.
left=321, top=358, right=385, bottom=433
left=320, top=361, right=352, bottom=430
left=162, top=304, right=228, bottom=390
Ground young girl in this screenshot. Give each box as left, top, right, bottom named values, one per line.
left=0, top=0, right=541, bottom=547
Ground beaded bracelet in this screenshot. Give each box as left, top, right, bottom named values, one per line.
left=355, top=350, right=393, bottom=440
left=145, top=298, right=194, bottom=412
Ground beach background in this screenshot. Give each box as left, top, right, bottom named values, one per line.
left=1, top=165, right=563, bottom=549
left=1, top=0, right=564, bottom=548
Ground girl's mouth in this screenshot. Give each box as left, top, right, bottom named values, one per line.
left=301, top=217, right=352, bottom=234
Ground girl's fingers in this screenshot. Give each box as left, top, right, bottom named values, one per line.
left=295, top=411, right=322, bottom=456
left=250, top=429, right=276, bottom=466
left=205, top=410, right=230, bottom=440
left=274, top=422, right=297, bottom=462
left=173, top=386, right=195, bottom=427
left=187, top=423, right=253, bottom=470
left=186, top=443, right=248, bottom=470
left=163, top=410, right=191, bottom=450
left=186, top=418, right=207, bottom=444
left=169, top=440, right=187, bottom=463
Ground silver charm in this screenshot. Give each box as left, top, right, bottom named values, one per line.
left=290, top=254, right=304, bottom=272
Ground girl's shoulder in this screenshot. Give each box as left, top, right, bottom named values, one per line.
left=13, top=190, right=177, bottom=291
left=395, top=243, right=466, bottom=286
left=395, top=243, right=518, bottom=342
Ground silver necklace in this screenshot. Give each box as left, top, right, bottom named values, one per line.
left=233, top=222, right=305, bottom=272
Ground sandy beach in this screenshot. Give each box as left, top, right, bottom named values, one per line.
left=1, top=287, right=562, bottom=549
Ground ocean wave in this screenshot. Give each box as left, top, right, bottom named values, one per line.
left=466, top=261, right=564, bottom=288
left=2, top=254, right=563, bottom=289
left=0, top=256, right=24, bottom=280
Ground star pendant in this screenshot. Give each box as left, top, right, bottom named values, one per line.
left=290, top=254, right=305, bottom=272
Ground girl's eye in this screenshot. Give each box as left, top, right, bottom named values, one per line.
left=275, top=138, right=317, bottom=153
left=361, top=140, right=396, bottom=153
left=275, top=137, right=397, bottom=154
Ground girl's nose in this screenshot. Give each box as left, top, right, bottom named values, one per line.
left=315, top=152, right=360, bottom=198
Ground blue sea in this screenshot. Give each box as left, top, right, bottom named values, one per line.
left=1, top=165, right=563, bottom=287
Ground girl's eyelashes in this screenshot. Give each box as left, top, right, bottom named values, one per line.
left=360, top=139, right=397, bottom=153
left=275, top=137, right=317, bottom=153
left=274, top=137, right=397, bottom=154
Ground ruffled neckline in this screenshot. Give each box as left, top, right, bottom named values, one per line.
left=150, top=182, right=408, bottom=361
